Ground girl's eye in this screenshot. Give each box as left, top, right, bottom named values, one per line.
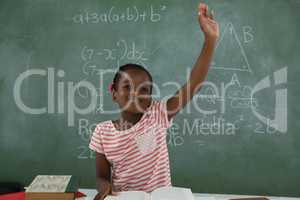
left=141, top=87, right=149, bottom=92
left=123, top=85, right=130, bottom=89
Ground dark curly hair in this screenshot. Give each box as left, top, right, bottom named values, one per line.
left=111, top=63, right=153, bottom=93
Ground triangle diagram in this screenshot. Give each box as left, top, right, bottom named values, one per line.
left=211, top=23, right=251, bottom=73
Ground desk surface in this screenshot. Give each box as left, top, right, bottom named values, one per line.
left=79, top=189, right=300, bottom=200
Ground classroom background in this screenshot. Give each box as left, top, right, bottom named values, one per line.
left=0, top=0, right=299, bottom=197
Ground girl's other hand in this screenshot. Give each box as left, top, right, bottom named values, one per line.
left=93, top=182, right=114, bottom=200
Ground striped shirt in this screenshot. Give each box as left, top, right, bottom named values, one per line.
left=89, top=100, right=173, bottom=193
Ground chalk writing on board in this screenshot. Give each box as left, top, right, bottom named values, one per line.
left=95, top=103, right=104, bottom=114
left=253, top=121, right=278, bottom=134
left=243, top=26, right=254, bottom=43
left=193, top=67, right=288, bottom=134
left=194, top=73, right=257, bottom=114
left=167, top=123, right=184, bottom=147
left=232, top=115, right=245, bottom=130
left=194, top=140, right=205, bottom=147
left=77, top=145, right=95, bottom=159
left=72, top=5, right=167, bottom=24
left=212, top=22, right=252, bottom=72
left=78, top=118, right=97, bottom=142
left=76, top=40, right=152, bottom=107
left=226, top=74, right=257, bottom=109
left=81, top=40, right=148, bottom=64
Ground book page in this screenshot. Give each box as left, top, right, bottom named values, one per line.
left=26, top=175, right=72, bottom=192
left=105, top=191, right=150, bottom=200
left=150, top=186, right=194, bottom=200
left=105, top=195, right=119, bottom=200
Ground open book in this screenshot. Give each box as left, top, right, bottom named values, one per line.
left=105, top=186, right=194, bottom=200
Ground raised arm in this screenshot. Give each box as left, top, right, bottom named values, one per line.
left=166, top=3, right=219, bottom=120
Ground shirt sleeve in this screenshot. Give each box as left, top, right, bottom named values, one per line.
left=154, top=100, right=174, bottom=129
left=89, top=124, right=104, bottom=154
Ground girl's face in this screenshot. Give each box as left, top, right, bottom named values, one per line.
left=112, top=68, right=152, bottom=113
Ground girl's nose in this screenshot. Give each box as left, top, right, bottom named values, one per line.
left=130, top=90, right=138, bottom=96
left=129, top=90, right=139, bottom=101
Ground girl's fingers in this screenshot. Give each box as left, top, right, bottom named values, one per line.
left=207, top=16, right=216, bottom=23
left=208, top=9, right=214, bottom=20
left=204, top=4, right=208, bottom=17
left=198, top=3, right=215, bottom=20
left=198, top=3, right=206, bottom=16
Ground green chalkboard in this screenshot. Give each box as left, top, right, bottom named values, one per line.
left=1, top=0, right=300, bottom=197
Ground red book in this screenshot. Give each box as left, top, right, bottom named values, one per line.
left=0, top=192, right=24, bottom=200
left=0, top=191, right=86, bottom=200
